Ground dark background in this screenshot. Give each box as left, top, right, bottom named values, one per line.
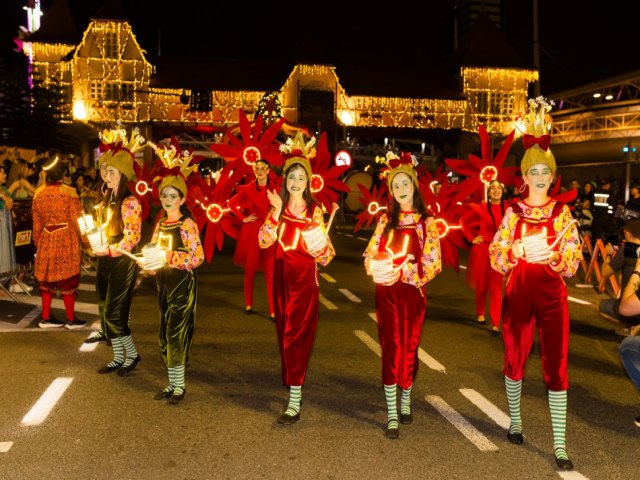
left=1, top=0, right=639, bottom=94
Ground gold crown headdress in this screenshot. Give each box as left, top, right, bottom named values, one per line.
left=148, top=142, right=197, bottom=197
left=279, top=131, right=315, bottom=179
left=376, top=151, right=418, bottom=188
left=517, top=96, right=556, bottom=175
left=98, top=125, right=145, bottom=180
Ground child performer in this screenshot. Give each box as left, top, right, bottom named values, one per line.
left=258, top=133, right=335, bottom=425
left=145, top=145, right=204, bottom=404
left=489, top=98, right=582, bottom=471
left=363, top=152, right=442, bottom=439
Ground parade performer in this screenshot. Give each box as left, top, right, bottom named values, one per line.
left=363, top=152, right=442, bottom=439
left=94, top=127, right=144, bottom=375
left=258, top=132, right=336, bottom=425
left=489, top=97, right=582, bottom=471
left=228, top=159, right=277, bottom=319
left=32, top=156, right=85, bottom=328
left=461, top=179, right=506, bottom=333
left=145, top=144, right=204, bottom=404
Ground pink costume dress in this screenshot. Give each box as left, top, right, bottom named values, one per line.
left=489, top=200, right=582, bottom=390
left=364, top=212, right=442, bottom=388
left=258, top=204, right=335, bottom=386
left=228, top=180, right=276, bottom=314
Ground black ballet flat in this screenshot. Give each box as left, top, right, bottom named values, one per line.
left=116, top=355, right=142, bottom=376
left=399, top=412, right=413, bottom=424
left=277, top=411, right=300, bottom=425
left=168, top=388, right=186, bottom=404
left=385, top=422, right=399, bottom=439
left=153, top=388, right=174, bottom=400
left=507, top=431, right=524, bottom=444
left=554, top=449, right=574, bottom=471
left=97, top=362, right=123, bottom=374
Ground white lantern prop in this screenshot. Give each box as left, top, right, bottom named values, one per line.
left=302, top=203, right=339, bottom=255
left=370, top=252, right=396, bottom=284
left=77, top=214, right=95, bottom=235
left=141, top=243, right=166, bottom=270
left=86, top=227, right=108, bottom=254
left=521, top=220, right=579, bottom=263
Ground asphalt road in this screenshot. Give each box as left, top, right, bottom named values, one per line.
left=0, top=227, right=637, bottom=480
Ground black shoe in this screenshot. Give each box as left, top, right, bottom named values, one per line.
left=38, top=316, right=65, bottom=329
left=116, top=355, right=142, bottom=376
left=154, top=387, right=174, bottom=401
left=507, top=431, right=524, bottom=444
left=168, top=388, right=186, bottom=404
left=65, top=318, right=87, bottom=330
left=635, top=415, right=640, bottom=427
left=245, top=306, right=253, bottom=315
left=98, top=362, right=123, bottom=374
left=554, top=449, right=574, bottom=471
left=385, top=422, right=399, bottom=439
left=84, top=331, right=108, bottom=343
left=400, top=412, right=413, bottom=424
left=277, top=411, right=300, bottom=425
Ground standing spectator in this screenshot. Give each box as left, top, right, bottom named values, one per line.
left=228, top=159, right=278, bottom=319
left=93, top=127, right=144, bottom=374
left=489, top=97, right=582, bottom=471
left=258, top=133, right=335, bottom=425
left=0, top=164, right=16, bottom=281
left=144, top=146, right=204, bottom=403
left=363, top=152, right=442, bottom=439
left=625, top=183, right=640, bottom=214
left=591, top=179, right=617, bottom=242
left=32, top=156, right=85, bottom=328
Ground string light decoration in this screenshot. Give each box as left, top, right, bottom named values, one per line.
left=256, top=92, right=283, bottom=123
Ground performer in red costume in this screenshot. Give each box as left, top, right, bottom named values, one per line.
left=462, top=179, right=506, bottom=333
left=258, top=132, right=335, bottom=425
left=363, top=152, right=442, bottom=439
left=228, top=159, right=277, bottom=319
left=489, top=98, right=582, bottom=471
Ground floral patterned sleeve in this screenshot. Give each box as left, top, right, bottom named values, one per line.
left=168, top=218, right=205, bottom=270
left=402, top=217, right=441, bottom=288
left=311, top=206, right=335, bottom=267
left=111, top=195, right=142, bottom=255
left=258, top=214, right=278, bottom=248
left=363, top=214, right=387, bottom=264
left=489, top=207, right=519, bottom=274
left=550, top=204, right=582, bottom=277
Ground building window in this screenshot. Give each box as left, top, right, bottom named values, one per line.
left=474, top=92, right=514, bottom=116
left=90, top=80, right=103, bottom=101
left=190, top=90, right=212, bottom=112
left=104, top=32, right=118, bottom=58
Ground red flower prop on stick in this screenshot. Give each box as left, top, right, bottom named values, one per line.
left=129, top=161, right=160, bottom=222
left=353, top=183, right=387, bottom=233
left=308, top=133, right=350, bottom=212
left=445, top=125, right=518, bottom=202
left=189, top=164, right=243, bottom=262
left=210, top=109, right=285, bottom=181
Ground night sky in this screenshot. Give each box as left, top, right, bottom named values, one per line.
left=1, top=0, right=639, bottom=94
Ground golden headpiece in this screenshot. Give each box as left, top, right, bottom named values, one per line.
left=98, top=126, right=145, bottom=180
left=376, top=151, right=418, bottom=188
left=148, top=142, right=197, bottom=197
left=517, top=96, right=556, bottom=175
left=279, top=131, right=315, bottom=180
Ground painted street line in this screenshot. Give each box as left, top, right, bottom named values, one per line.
left=339, top=288, right=361, bottom=303
left=568, top=296, right=592, bottom=306
left=557, top=471, right=591, bottom=480
left=319, top=273, right=336, bottom=283
left=344, top=233, right=354, bottom=238
left=368, top=312, right=446, bottom=373
left=22, top=377, right=73, bottom=426
left=79, top=321, right=101, bottom=352
left=354, top=330, right=381, bottom=357
left=78, top=283, right=95, bottom=292
left=425, top=395, right=499, bottom=452
left=319, top=294, right=338, bottom=311
left=0, top=442, right=12, bottom=453
left=459, top=388, right=510, bottom=430
left=356, top=237, right=368, bottom=242
left=17, top=307, right=41, bottom=328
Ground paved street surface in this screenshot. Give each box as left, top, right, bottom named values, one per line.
left=0, top=226, right=637, bottom=479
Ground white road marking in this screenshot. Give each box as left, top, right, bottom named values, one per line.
left=425, top=395, right=499, bottom=452
left=0, top=442, right=13, bottom=453
left=459, top=265, right=467, bottom=270
left=459, top=388, right=510, bottom=430
left=367, top=312, right=446, bottom=373
left=80, top=321, right=101, bottom=352
left=18, top=307, right=41, bottom=328
left=354, top=330, right=381, bottom=356
left=356, top=237, right=368, bottom=241
left=568, top=296, right=592, bottom=306
left=339, top=288, right=361, bottom=303
left=344, top=233, right=354, bottom=238
left=319, top=294, right=338, bottom=310
left=78, top=283, right=95, bottom=292
left=320, top=273, right=336, bottom=283
left=21, top=377, right=73, bottom=426
left=574, top=284, right=593, bottom=288
left=557, top=471, right=591, bottom=480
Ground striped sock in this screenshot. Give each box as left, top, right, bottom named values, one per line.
left=384, top=384, right=398, bottom=429
left=284, top=386, right=302, bottom=417
left=173, top=365, right=185, bottom=390
left=120, top=335, right=139, bottom=368
left=107, top=337, right=125, bottom=368
left=548, top=389, right=568, bottom=459
left=400, top=386, right=412, bottom=416
left=505, top=376, right=523, bottom=434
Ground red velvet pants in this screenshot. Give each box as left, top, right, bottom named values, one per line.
left=375, top=281, right=427, bottom=389
left=502, top=263, right=570, bottom=391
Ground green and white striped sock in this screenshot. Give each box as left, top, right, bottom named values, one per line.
left=505, top=376, right=523, bottom=434
left=384, top=384, right=398, bottom=429
left=284, top=386, right=302, bottom=417
left=120, top=335, right=139, bottom=368
left=400, top=386, right=412, bottom=416
left=106, top=337, right=125, bottom=368
left=548, top=389, right=568, bottom=460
